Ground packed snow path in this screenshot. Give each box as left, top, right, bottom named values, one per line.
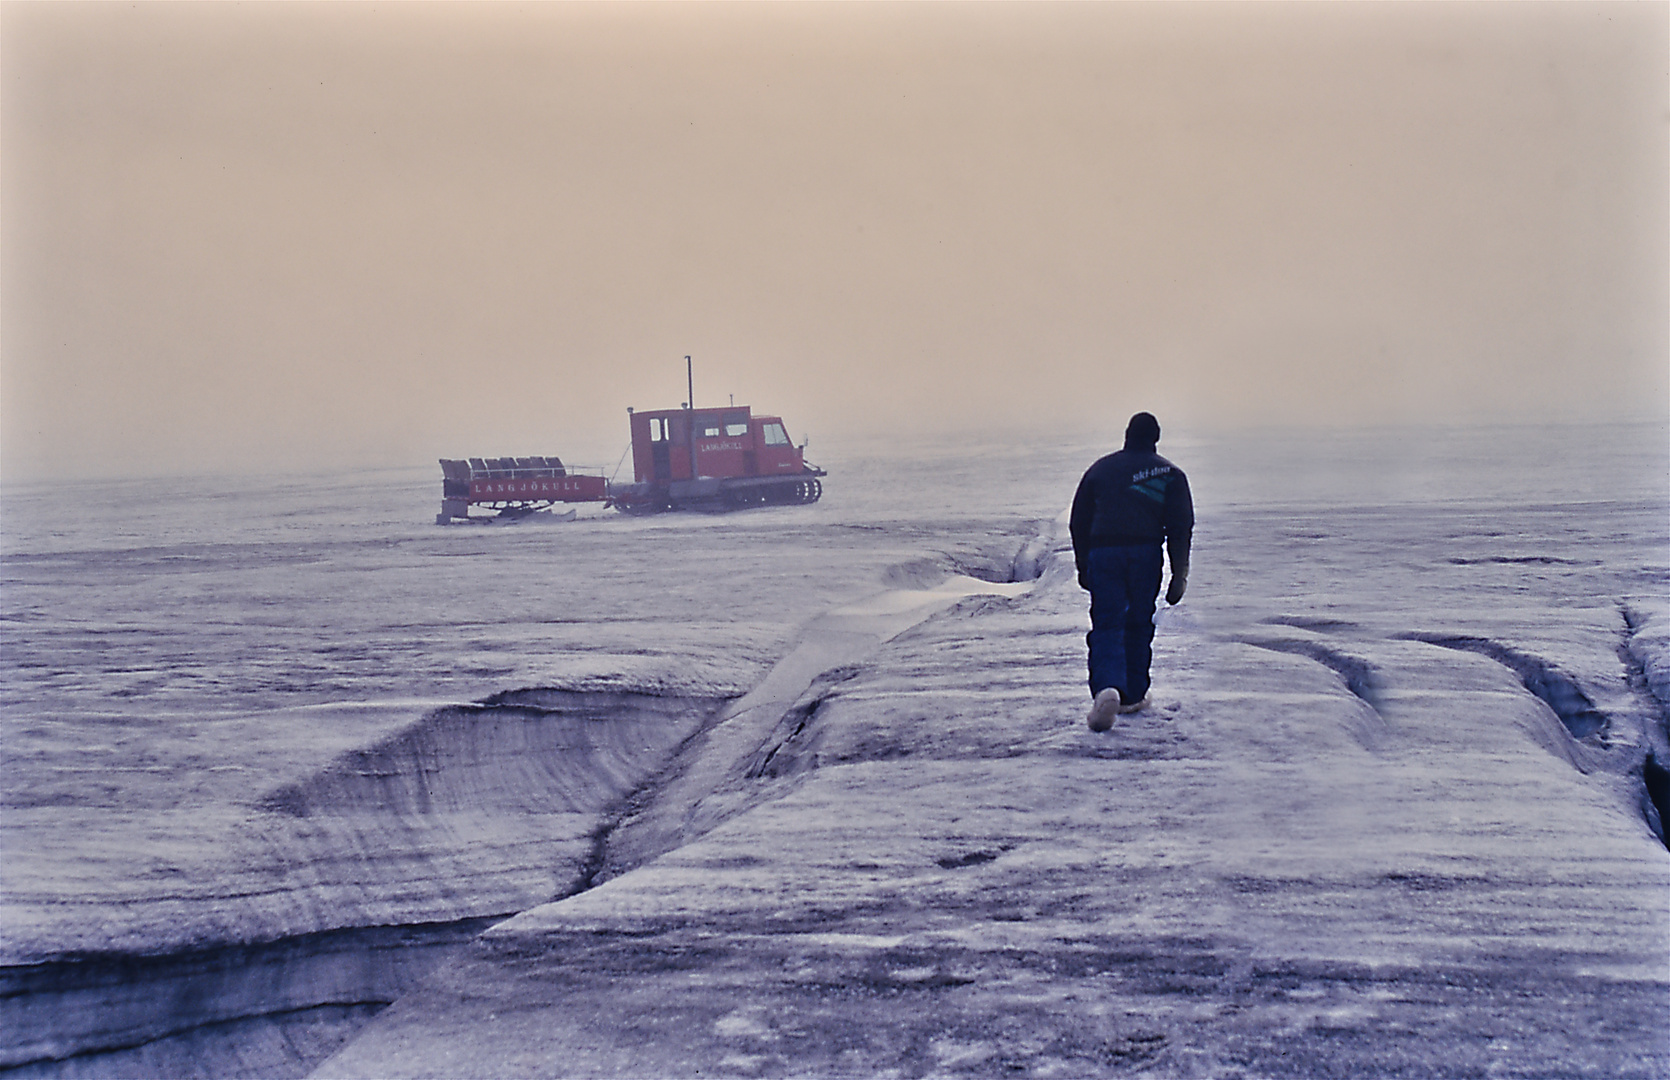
left=319, top=531, right=1670, bottom=1078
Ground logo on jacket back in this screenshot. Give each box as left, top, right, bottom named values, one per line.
left=1129, top=464, right=1172, bottom=503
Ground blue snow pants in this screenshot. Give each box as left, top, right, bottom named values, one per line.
left=1084, top=543, right=1164, bottom=703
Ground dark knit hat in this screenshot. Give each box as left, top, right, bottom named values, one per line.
left=1124, top=412, right=1161, bottom=450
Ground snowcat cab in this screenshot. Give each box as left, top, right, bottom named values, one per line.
left=611, top=405, right=825, bottom=513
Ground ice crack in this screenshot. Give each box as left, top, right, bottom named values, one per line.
left=3, top=690, right=733, bottom=1074
left=1243, top=637, right=1385, bottom=715
left=1401, top=623, right=1669, bottom=849
left=1397, top=633, right=1609, bottom=740
left=1618, top=603, right=1670, bottom=849
left=0, top=917, right=500, bottom=1073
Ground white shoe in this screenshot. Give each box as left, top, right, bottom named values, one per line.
left=1117, top=695, right=1149, bottom=715
left=1086, top=688, right=1122, bottom=732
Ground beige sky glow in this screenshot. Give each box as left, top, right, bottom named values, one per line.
left=2, top=1, right=1665, bottom=480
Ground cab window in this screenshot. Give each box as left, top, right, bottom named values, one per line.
left=723, top=412, right=749, bottom=437
left=763, top=423, right=790, bottom=446
left=700, top=417, right=722, bottom=438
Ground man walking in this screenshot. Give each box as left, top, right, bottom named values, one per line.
left=1070, top=412, right=1194, bottom=732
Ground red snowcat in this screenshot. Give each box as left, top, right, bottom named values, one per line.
left=437, top=404, right=824, bottom=523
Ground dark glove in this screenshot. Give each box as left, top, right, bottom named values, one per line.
left=1165, top=571, right=1188, bottom=605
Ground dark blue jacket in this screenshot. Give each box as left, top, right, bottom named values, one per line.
left=1070, top=444, right=1193, bottom=578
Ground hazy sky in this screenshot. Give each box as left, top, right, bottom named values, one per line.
left=3, top=2, right=1665, bottom=480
